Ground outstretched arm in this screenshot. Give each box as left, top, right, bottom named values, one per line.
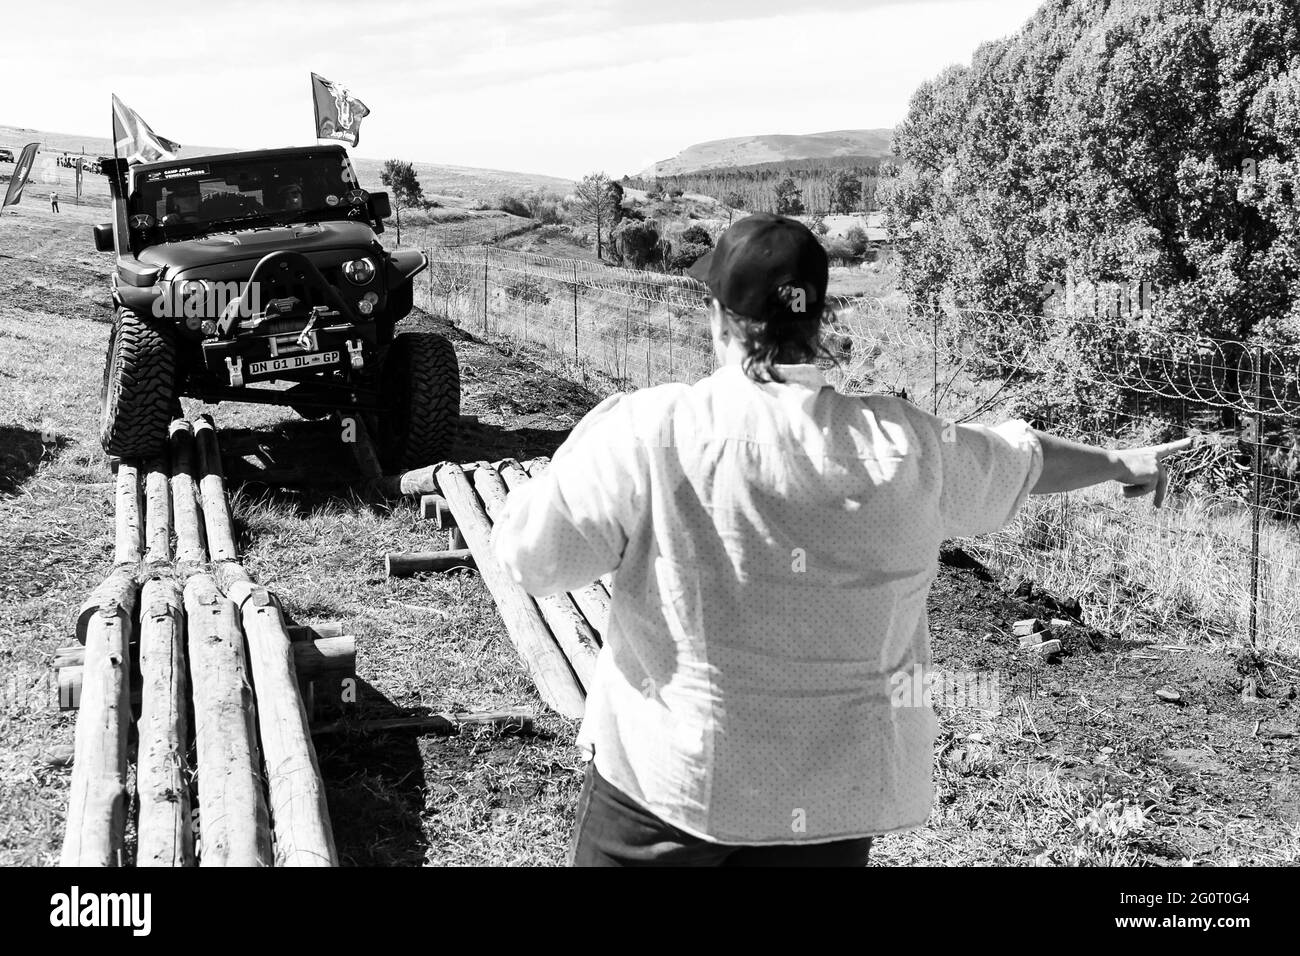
left=1031, top=433, right=1195, bottom=506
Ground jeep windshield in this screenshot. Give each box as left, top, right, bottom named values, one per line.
left=130, top=154, right=365, bottom=240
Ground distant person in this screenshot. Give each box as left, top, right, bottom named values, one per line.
left=276, top=181, right=305, bottom=213
left=492, top=212, right=1193, bottom=867
left=49, top=192, right=59, bottom=213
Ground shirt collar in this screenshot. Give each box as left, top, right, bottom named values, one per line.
left=771, top=364, right=828, bottom=389
left=717, top=363, right=829, bottom=390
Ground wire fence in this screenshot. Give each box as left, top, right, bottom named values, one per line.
left=419, top=245, right=1300, bottom=655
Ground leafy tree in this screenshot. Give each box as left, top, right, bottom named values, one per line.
left=380, top=159, right=424, bottom=208
left=774, top=178, right=805, bottom=215
left=723, top=190, right=747, bottom=210
left=572, top=172, right=620, bottom=259
left=828, top=169, right=863, bottom=214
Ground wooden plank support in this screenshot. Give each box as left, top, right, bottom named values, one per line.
left=498, top=459, right=611, bottom=638
left=435, top=462, right=585, bottom=718
left=135, top=576, right=194, bottom=867
left=472, top=464, right=599, bottom=692
left=311, top=707, right=534, bottom=737
left=228, top=579, right=338, bottom=867
left=385, top=549, right=476, bottom=577
left=184, top=573, right=273, bottom=866
left=419, top=494, right=454, bottom=527
left=60, top=572, right=140, bottom=866
left=114, top=460, right=144, bottom=566
left=56, top=635, right=355, bottom=710
left=169, top=420, right=208, bottom=566
left=372, top=465, right=441, bottom=498
left=144, top=457, right=172, bottom=568
left=193, top=416, right=238, bottom=562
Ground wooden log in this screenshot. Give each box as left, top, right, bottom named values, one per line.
left=228, top=579, right=337, bottom=866
left=135, top=576, right=194, bottom=867
left=169, top=420, right=207, bottom=566
left=114, top=461, right=144, bottom=566
left=57, top=635, right=352, bottom=683
left=55, top=634, right=353, bottom=712
left=144, top=457, right=172, bottom=567
left=498, top=460, right=611, bottom=638
left=286, top=622, right=344, bottom=642
left=75, top=567, right=138, bottom=644
left=386, top=549, right=476, bottom=577
left=193, top=416, right=239, bottom=562
left=60, top=573, right=139, bottom=867
left=311, top=708, right=534, bottom=737
left=286, top=635, right=355, bottom=679
left=435, top=463, right=585, bottom=717
left=183, top=574, right=272, bottom=866
left=372, top=465, right=440, bottom=498
left=472, top=465, right=599, bottom=692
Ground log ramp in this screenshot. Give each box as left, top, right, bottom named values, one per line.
left=384, top=458, right=613, bottom=720
left=59, top=416, right=349, bottom=867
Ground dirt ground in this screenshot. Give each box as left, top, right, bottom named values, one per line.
left=1, top=199, right=1296, bottom=866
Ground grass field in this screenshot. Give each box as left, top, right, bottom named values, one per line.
left=2, top=192, right=1299, bottom=867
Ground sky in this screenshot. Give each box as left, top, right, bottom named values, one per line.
left=5, top=0, right=1044, bottom=179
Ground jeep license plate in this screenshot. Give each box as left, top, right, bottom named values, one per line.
left=248, top=350, right=340, bottom=377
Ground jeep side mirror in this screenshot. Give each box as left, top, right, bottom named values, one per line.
left=93, top=223, right=114, bottom=252
left=370, top=191, right=392, bottom=221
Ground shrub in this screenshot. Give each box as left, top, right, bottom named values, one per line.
left=844, top=224, right=868, bottom=257
left=614, top=220, right=662, bottom=269
left=668, top=241, right=711, bottom=272
left=499, top=194, right=531, bottom=217
left=680, top=224, right=713, bottom=247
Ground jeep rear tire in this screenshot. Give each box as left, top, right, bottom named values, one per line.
left=99, top=307, right=178, bottom=459
left=377, top=332, right=460, bottom=470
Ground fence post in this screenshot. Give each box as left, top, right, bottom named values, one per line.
left=1249, top=344, right=1264, bottom=647
left=932, top=297, right=940, bottom=416
left=572, top=263, right=579, bottom=367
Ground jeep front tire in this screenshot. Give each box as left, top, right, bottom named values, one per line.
left=99, top=307, right=178, bottom=459
left=377, top=332, right=460, bottom=470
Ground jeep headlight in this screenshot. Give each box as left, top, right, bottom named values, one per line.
left=343, top=258, right=376, bottom=285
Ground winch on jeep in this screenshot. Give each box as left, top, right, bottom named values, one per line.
left=93, top=144, right=459, bottom=469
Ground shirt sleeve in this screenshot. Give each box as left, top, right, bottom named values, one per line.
left=937, top=418, right=1044, bottom=539
left=491, top=393, right=646, bottom=596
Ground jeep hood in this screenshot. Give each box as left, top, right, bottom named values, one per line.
left=137, top=220, right=380, bottom=275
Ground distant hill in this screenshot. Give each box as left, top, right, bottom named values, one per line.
left=641, top=129, right=894, bottom=177
left=0, top=124, right=573, bottom=204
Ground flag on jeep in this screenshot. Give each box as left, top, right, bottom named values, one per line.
left=2, top=143, right=40, bottom=210
left=311, top=73, right=370, bottom=147
left=111, top=95, right=181, bottom=165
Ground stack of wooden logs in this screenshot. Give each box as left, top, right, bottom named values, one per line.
left=384, top=459, right=612, bottom=719
left=59, top=416, right=350, bottom=867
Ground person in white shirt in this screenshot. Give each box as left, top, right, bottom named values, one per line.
left=492, top=213, right=1192, bottom=866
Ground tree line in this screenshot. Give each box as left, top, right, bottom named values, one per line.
left=625, top=155, right=888, bottom=215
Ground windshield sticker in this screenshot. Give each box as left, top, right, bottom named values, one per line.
left=325, top=194, right=339, bottom=206
left=143, top=165, right=211, bottom=183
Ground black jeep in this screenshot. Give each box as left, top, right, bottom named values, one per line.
left=93, top=145, right=459, bottom=469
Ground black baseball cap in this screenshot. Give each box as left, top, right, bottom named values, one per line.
left=688, top=213, right=828, bottom=322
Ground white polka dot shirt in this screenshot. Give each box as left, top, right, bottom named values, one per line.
left=492, top=363, right=1042, bottom=844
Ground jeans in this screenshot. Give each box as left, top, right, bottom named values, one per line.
left=569, top=762, right=873, bottom=867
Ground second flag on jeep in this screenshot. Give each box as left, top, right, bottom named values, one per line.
left=311, top=73, right=370, bottom=147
